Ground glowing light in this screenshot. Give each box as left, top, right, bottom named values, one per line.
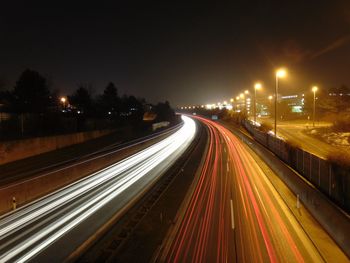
left=244, top=90, right=249, bottom=95
left=312, top=86, right=318, bottom=92
left=276, top=68, right=287, bottom=78
left=240, top=93, right=244, bottom=99
left=254, top=83, right=262, bottom=90
left=0, top=116, right=196, bottom=262
left=268, top=95, right=273, bottom=100
left=230, top=98, right=234, bottom=102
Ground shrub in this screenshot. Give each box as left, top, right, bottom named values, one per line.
left=332, top=114, right=350, bottom=132
left=259, top=122, right=273, bottom=133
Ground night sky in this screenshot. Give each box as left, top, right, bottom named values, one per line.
left=1, top=1, right=349, bottom=106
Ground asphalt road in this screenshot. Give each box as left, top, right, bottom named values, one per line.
left=163, top=116, right=325, bottom=262
left=0, top=116, right=196, bottom=262
left=275, top=123, right=334, bottom=159
left=257, top=118, right=335, bottom=159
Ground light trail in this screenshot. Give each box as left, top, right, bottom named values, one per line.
left=165, top=116, right=323, bottom=262
left=0, top=115, right=196, bottom=262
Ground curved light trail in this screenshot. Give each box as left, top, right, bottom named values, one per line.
left=0, top=115, right=196, bottom=263
left=165, top=116, right=323, bottom=262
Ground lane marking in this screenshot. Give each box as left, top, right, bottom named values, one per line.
left=230, top=199, right=235, bottom=230
left=224, top=148, right=226, bottom=153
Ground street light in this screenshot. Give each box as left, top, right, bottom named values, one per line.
left=312, top=86, right=318, bottom=127
left=60, top=97, right=67, bottom=110
left=274, top=68, right=287, bottom=136
left=230, top=98, right=234, bottom=103
left=254, top=82, right=262, bottom=123
left=244, top=90, right=249, bottom=95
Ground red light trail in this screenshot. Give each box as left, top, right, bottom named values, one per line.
left=164, top=116, right=323, bottom=262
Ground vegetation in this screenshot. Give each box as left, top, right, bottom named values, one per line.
left=331, top=114, right=350, bottom=132
left=0, top=69, right=176, bottom=140
left=258, top=122, right=273, bottom=133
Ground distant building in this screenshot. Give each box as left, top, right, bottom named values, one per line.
left=279, top=94, right=305, bottom=114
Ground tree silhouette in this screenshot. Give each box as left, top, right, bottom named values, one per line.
left=100, top=82, right=120, bottom=115
left=13, top=69, right=50, bottom=113
left=154, top=101, right=175, bottom=121
left=69, top=85, right=93, bottom=115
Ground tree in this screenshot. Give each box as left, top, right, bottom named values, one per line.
left=70, top=85, right=93, bottom=115
left=13, top=69, right=50, bottom=113
left=101, top=82, right=119, bottom=114
left=154, top=101, right=175, bottom=121
left=318, top=85, right=350, bottom=115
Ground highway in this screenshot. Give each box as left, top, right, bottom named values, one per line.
left=0, top=116, right=196, bottom=262
left=163, top=116, right=325, bottom=262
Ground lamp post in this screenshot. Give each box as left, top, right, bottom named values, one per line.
left=275, top=68, right=287, bottom=136
left=60, top=97, right=67, bottom=110
left=254, top=83, right=262, bottom=123
left=312, top=86, right=318, bottom=127
left=268, top=95, right=273, bottom=116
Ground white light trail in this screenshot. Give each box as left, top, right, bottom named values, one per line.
left=0, top=115, right=196, bottom=262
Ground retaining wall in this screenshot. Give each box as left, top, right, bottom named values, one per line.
left=0, top=129, right=114, bottom=165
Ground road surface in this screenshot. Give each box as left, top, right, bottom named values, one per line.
left=257, top=118, right=335, bottom=159
left=163, top=116, right=325, bottom=262
left=0, top=116, right=196, bottom=262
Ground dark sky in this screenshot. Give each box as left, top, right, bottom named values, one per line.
left=1, top=1, right=350, bottom=106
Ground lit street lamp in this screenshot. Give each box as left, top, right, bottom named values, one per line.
left=254, top=82, right=262, bottom=123
left=275, top=68, right=287, bottom=136
left=60, top=97, right=67, bottom=110
left=312, top=86, right=318, bottom=127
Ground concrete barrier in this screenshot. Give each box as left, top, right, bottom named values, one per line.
left=0, top=129, right=114, bottom=165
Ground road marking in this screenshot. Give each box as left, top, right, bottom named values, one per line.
left=227, top=162, right=230, bottom=172
left=224, top=148, right=226, bottom=153
left=230, top=199, right=235, bottom=229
